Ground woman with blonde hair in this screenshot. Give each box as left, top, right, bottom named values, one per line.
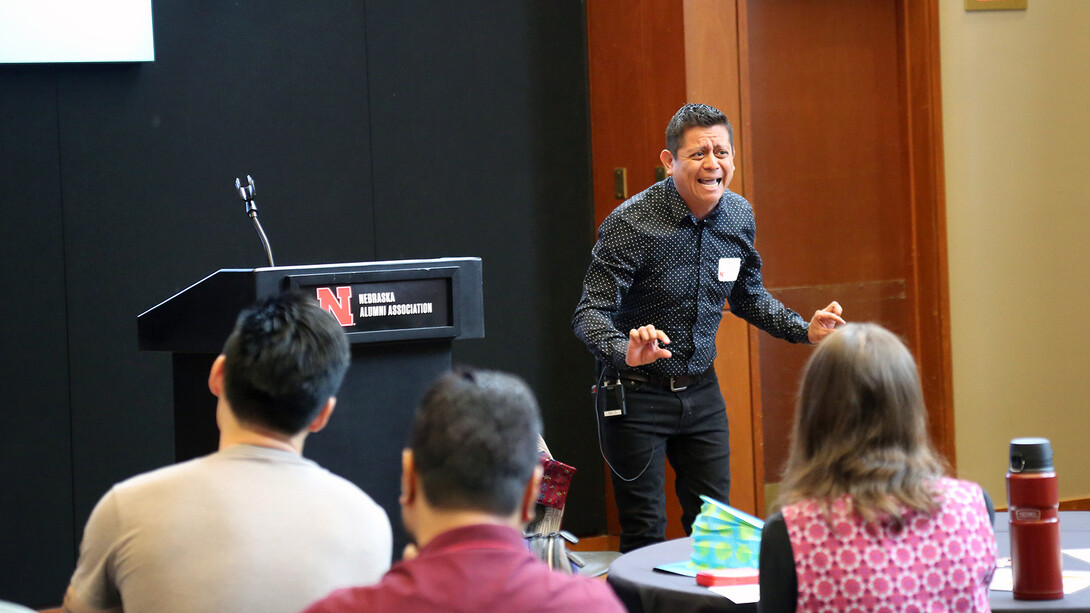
left=758, top=323, right=996, bottom=612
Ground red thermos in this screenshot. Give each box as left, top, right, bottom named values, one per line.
left=1007, top=437, right=1063, bottom=600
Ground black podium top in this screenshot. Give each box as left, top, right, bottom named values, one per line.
left=138, top=257, right=484, bottom=353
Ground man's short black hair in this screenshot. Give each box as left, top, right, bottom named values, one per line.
left=665, top=103, right=733, bottom=157
left=221, top=291, right=350, bottom=436
left=411, top=369, right=543, bottom=516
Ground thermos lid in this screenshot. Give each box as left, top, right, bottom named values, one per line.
left=1010, top=437, right=1054, bottom=473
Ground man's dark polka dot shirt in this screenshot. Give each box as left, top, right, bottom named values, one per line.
left=573, top=177, right=809, bottom=378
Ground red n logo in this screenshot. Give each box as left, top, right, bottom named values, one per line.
left=316, top=286, right=355, bottom=326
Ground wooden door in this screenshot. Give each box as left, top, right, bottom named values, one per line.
left=584, top=0, right=950, bottom=531
left=743, top=0, right=953, bottom=497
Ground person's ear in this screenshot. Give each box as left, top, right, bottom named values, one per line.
left=400, top=449, right=417, bottom=507
left=520, top=465, right=544, bottom=524
left=207, top=355, right=227, bottom=397
left=659, top=149, right=675, bottom=176
left=307, top=398, right=336, bottom=433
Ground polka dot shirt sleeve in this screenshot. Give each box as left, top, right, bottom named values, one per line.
left=573, top=211, right=646, bottom=372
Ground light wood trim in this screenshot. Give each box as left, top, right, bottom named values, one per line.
left=735, top=0, right=755, bottom=202
left=1059, top=499, right=1090, bottom=512
left=684, top=0, right=765, bottom=519
left=568, top=534, right=621, bottom=552
left=683, top=0, right=747, bottom=191
left=735, top=0, right=764, bottom=518
left=715, top=313, right=759, bottom=516
left=901, top=0, right=956, bottom=467
left=747, top=326, right=766, bottom=515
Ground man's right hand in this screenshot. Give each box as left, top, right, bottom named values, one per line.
left=625, top=324, right=672, bottom=367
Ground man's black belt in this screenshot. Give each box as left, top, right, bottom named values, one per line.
left=604, top=367, right=714, bottom=392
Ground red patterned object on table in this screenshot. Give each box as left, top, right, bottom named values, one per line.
left=537, top=452, right=576, bottom=509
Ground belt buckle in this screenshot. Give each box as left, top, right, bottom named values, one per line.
left=669, top=377, right=688, bottom=392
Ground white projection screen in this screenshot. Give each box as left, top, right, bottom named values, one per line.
left=0, top=0, right=154, bottom=63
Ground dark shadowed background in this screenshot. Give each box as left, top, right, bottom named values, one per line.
left=0, top=2, right=604, bottom=606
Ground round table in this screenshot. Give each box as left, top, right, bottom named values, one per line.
left=606, top=511, right=1090, bottom=613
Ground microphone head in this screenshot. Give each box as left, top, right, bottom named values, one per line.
left=235, top=176, right=255, bottom=202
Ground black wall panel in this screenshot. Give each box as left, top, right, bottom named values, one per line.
left=54, top=0, right=374, bottom=536
left=0, top=1, right=597, bottom=606
left=0, top=68, right=76, bottom=608
left=365, top=0, right=603, bottom=536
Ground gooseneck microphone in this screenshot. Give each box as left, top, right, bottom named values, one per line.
left=234, top=175, right=275, bottom=267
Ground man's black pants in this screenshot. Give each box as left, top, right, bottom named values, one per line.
left=598, top=372, right=731, bottom=553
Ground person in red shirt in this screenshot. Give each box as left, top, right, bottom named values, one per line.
left=303, top=369, right=625, bottom=613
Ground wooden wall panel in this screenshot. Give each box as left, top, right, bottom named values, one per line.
left=761, top=281, right=911, bottom=480
left=683, top=0, right=748, bottom=191
left=747, top=0, right=914, bottom=487
left=587, top=0, right=689, bottom=537
left=746, top=0, right=910, bottom=288
left=587, top=0, right=686, bottom=228
left=748, top=0, right=953, bottom=487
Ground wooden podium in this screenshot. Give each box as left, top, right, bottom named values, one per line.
left=138, top=257, right=484, bottom=555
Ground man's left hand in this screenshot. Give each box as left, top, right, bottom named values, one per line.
left=807, top=301, right=845, bottom=343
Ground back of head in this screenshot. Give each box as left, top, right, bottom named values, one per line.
left=779, top=323, right=945, bottom=524
left=665, top=103, right=733, bottom=156
left=222, top=291, right=350, bottom=436
left=411, top=369, right=543, bottom=516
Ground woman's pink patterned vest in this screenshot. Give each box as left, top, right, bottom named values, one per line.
left=782, top=478, right=997, bottom=612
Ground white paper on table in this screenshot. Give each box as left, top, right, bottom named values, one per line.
left=989, top=568, right=1090, bottom=594
left=1066, top=572, right=1090, bottom=594
left=990, top=568, right=1014, bottom=592
left=708, top=584, right=761, bottom=604
left=1064, top=548, right=1090, bottom=564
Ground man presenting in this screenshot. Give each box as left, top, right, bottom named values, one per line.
left=63, top=292, right=392, bottom=613
left=573, top=103, right=844, bottom=552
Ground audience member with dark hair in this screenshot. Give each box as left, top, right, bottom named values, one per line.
left=304, top=368, right=625, bottom=613
left=62, top=292, right=392, bottom=613
left=758, top=323, right=997, bottom=612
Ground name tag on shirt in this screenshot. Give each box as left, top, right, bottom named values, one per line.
left=718, top=258, right=741, bottom=282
